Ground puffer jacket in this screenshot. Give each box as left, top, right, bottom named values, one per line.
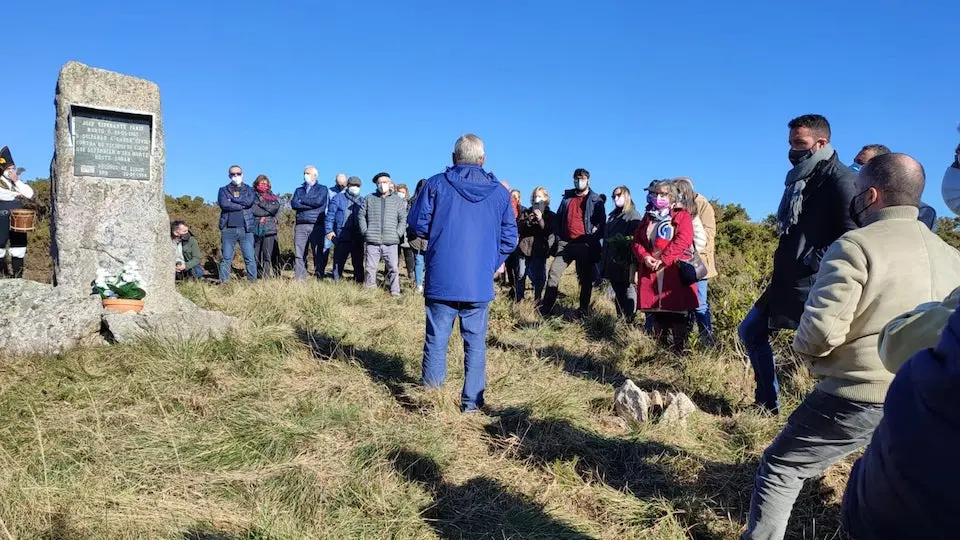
left=324, top=190, right=364, bottom=244
left=291, top=182, right=329, bottom=225
left=360, top=191, right=407, bottom=246
left=602, top=206, right=642, bottom=283
left=217, top=182, right=256, bottom=231
left=757, top=151, right=858, bottom=330
left=517, top=202, right=554, bottom=258
left=251, top=193, right=281, bottom=236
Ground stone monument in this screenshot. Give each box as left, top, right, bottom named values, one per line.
left=0, top=61, right=233, bottom=356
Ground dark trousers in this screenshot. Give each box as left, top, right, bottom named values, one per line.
left=542, top=241, right=594, bottom=314
left=650, top=312, right=690, bottom=354
left=610, top=280, right=637, bottom=322
left=254, top=234, right=277, bottom=279
left=401, top=246, right=416, bottom=280
left=332, top=240, right=365, bottom=282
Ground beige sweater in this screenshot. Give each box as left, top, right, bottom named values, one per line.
left=793, top=206, right=960, bottom=403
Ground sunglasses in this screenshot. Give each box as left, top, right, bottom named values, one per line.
left=229, top=172, right=243, bottom=177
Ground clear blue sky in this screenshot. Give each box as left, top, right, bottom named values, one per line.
left=7, top=0, right=960, bottom=219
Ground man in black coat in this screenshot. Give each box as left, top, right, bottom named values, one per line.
left=541, top=168, right=606, bottom=316
left=738, top=114, right=858, bottom=414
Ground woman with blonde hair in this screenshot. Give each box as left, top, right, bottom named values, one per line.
left=516, top=186, right=555, bottom=301
left=602, top=185, right=643, bottom=321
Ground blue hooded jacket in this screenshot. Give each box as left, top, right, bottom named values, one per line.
left=325, top=190, right=364, bottom=244
left=291, top=182, right=329, bottom=225
left=217, top=182, right=256, bottom=231
left=842, top=307, right=960, bottom=539
left=407, top=164, right=518, bottom=303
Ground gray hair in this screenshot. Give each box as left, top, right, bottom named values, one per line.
left=304, top=165, right=319, bottom=177
left=453, top=134, right=485, bottom=165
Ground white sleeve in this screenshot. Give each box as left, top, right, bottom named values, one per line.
left=15, top=181, right=34, bottom=200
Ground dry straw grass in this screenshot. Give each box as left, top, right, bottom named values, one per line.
left=0, top=274, right=851, bottom=539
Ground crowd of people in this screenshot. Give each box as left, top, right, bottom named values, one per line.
left=160, top=119, right=960, bottom=539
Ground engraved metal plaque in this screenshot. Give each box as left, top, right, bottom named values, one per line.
left=72, top=106, right=152, bottom=180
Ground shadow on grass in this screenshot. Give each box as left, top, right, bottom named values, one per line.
left=482, top=407, right=842, bottom=539
left=295, top=328, right=426, bottom=413
left=181, top=526, right=275, bottom=540
left=390, top=448, right=594, bottom=539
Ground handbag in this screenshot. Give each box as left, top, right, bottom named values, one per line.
left=678, top=249, right=708, bottom=286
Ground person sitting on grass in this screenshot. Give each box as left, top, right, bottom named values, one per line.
left=172, top=220, right=204, bottom=280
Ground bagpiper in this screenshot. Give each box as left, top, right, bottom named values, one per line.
left=0, top=146, right=35, bottom=278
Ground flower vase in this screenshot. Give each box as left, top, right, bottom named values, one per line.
left=102, top=298, right=145, bottom=313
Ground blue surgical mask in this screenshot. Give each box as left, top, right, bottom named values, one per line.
left=850, top=163, right=862, bottom=173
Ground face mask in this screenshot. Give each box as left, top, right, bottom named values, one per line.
left=849, top=188, right=875, bottom=227
left=534, top=196, right=546, bottom=204
left=849, top=163, right=862, bottom=173
left=575, top=180, right=589, bottom=192
left=180, top=232, right=191, bottom=241
left=398, top=192, right=407, bottom=199
left=654, top=195, right=671, bottom=210
left=231, top=176, right=243, bottom=186
left=304, top=174, right=315, bottom=184
left=348, top=186, right=361, bottom=196
left=378, top=183, right=390, bottom=194
left=788, top=148, right=813, bottom=167
left=614, top=196, right=625, bottom=208
left=255, top=183, right=269, bottom=193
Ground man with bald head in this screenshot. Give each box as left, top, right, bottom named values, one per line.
left=291, top=165, right=330, bottom=280
left=742, top=153, right=960, bottom=539
left=851, top=143, right=938, bottom=230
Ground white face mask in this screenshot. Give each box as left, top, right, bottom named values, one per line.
left=378, top=183, right=391, bottom=194
left=231, top=176, right=243, bottom=186
left=304, top=174, right=315, bottom=185
left=614, top=196, right=625, bottom=208
left=347, top=186, right=361, bottom=196
left=534, top=196, right=546, bottom=204
left=943, top=166, right=960, bottom=215
left=576, top=179, right=588, bottom=192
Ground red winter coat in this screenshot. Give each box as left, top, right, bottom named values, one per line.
left=632, top=209, right=699, bottom=313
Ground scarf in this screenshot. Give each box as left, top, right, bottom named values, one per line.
left=647, top=207, right=675, bottom=247
left=776, top=143, right=834, bottom=235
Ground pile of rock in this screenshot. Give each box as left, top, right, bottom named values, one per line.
left=614, top=379, right=698, bottom=425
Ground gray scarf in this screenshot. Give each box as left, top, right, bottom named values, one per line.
left=776, top=143, right=834, bottom=235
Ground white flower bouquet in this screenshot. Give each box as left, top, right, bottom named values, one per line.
left=92, top=261, right=147, bottom=300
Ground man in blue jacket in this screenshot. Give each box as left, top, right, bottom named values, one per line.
left=540, top=168, right=606, bottom=317
left=291, top=165, right=329, bottom=281
left=325, top=176, right=365, bottom=282
left=407, top=134, right=518, bottom=412
left=217, top=164, right=258, bottom=282
left=320, top=172, right=348, bottom=278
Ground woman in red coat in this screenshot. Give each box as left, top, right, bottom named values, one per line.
left=633, top=180, right=700, bottom=353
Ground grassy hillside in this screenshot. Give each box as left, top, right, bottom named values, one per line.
left=8, top=180, right=949, bottom=537
left=1, top=271, right=857, bottom=539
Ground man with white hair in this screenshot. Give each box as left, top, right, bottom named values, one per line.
left=407, top=134, right=518, bottom=412
left=291, top=165, right=329, bottom=280
left=0, top=146, right=34, bottom=278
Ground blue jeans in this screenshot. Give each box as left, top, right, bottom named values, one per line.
left=739, top=304, right=779, bottom=412
left=218, top=227, right=257, bottom=282
left=414, top=251, right=425, bottom=287
left=519, top=256, right=547, bottom=301
left=743, top=389, right=883, bottom=540
left=693, top=280, right=714, bottom=340
left=422, top=299, right=490, bottom=411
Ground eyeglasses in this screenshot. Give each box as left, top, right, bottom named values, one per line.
left=229, top=172, right=243, bottom=177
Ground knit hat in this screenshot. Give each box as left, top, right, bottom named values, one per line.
left=347, top=176, right=362, bottom=187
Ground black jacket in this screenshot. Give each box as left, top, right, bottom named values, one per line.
left=602, top=206, right=643, bottom=283
left=251, top=193, right=281, bottom=236
left=758, top=152, right=858, bottom=330
left=517, top=203, right=555, bottom=258
left=555, top=188, right=606, bottom=260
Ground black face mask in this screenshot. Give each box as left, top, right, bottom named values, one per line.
left=788, top=148, right=813, bottom=167
left=180, top=232, right=191, bottom=241
left=849, top=189, right=874, bottom=227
